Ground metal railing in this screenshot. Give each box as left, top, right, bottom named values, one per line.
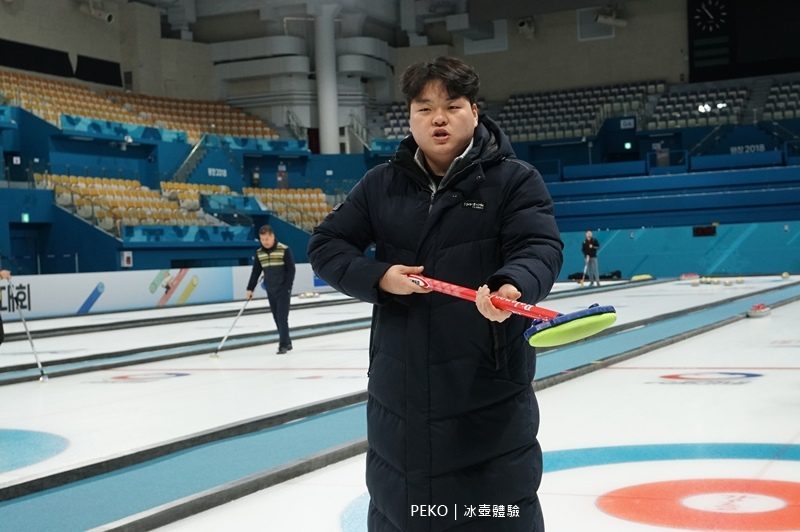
left=286, top=108, right=308, bottom=141
left=347, top=113, right=371, bottom=150
left=687, top=124, right=733, bottom=158
left=173, top=133, right=209, bottom=182
left=203, top=195, right=254, bottom=228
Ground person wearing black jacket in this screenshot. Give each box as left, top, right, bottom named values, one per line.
left=581, top=230, right=601, bottom=287
left=308, top=57, right=562, bottom=531
left=246, top=225, right=295, bottom=354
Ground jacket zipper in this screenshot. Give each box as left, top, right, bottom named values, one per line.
left=427, top=164, right=473, bottom=211
left=491, top=324, right=501, bottom=370
left=367, top=307, right=379, bottom=377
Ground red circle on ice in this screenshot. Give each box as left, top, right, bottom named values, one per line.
left=596, top=478, right=800, bottom=530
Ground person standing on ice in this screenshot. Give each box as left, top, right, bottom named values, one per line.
left=308, top=56, right=562, bottom=531
left=246, top=225, right=295, bottom=354
left=582, top=230, right=601, bottom=287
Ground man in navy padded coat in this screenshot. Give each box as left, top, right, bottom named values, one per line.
left=308, top=56, right=563, bottom=531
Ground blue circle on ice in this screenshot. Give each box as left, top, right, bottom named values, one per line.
left=340, top=443, right=800, bottom=531
left=0, top=429, right=69, bottom=472
left=341, top=492, right=369, bottom=532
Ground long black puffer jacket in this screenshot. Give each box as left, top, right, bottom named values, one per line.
left=308, top=115, right=563, bottom=532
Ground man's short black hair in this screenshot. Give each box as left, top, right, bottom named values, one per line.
left=259, top=225, right=274, bottom=236
left=399, top=56, right=480, bottom=107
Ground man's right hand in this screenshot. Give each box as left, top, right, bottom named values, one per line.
left=379, top=265, right=432, bottom=295
left=246, top=290, right=253, bottom=300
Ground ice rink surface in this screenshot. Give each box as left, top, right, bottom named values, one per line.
left=2, top=276, right=799, bottom=531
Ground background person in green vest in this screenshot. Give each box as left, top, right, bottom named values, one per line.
left=246, top=225, right=296, bottom=354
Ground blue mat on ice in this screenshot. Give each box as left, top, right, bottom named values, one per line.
left=0, top=405, right=366, bottom=532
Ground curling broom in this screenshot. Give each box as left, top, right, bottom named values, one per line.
left=408, top=274, right=616, bottom=347
left=209, top=296, right=250, bottom=359
left=210, top=274, right=264, bottom=359
left=6, top=280, right=48, bottom=381
left=580, top=256, right=589, bottom=287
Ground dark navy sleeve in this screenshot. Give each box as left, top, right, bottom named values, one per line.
left=283, top=247, right=296, bottom=292
left=246, top=251, right=263, bottom=292
left=307, top=173, right=392, bottom=304
left=487, top=161, right=564, bottom=304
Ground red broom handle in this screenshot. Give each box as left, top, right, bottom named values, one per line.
left=407, top=274, right=560, bottom=321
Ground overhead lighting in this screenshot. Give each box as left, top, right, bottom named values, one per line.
left=79, top=2, right=114, bottom=24
left=517, top=18, right=535, bottom=40
left=595, top=13, right=627, bottom=27
left=595, top=6, right=627, bottom=28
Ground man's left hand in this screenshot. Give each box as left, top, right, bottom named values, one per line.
left=475, top=283, right=521, bottom=323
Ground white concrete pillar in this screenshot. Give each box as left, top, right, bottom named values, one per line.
left=314, top=4, right=341, bottom=154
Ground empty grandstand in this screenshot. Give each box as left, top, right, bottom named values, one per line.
left=0, top=0, right=798, bottom=278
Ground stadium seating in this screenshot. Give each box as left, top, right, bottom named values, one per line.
left=37, top=173, right=226, bottom=235
left=762, top=80, right=800, bottom=121
left=0, top=70, right=279, bottom=145
left=242, top=187, right=330, bottom=232
left=108, top=92, right=278, bottom=144
left=647, top=86, right=748, bottom=130
left=0, top=70, right=150, bottom=127
left=494, top=81, right=658, bottom=141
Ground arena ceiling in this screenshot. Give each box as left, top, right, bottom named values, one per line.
left=124, top=0, right=614, bottom=43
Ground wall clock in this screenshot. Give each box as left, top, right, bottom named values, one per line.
left=692, top=0, right=729, bottom=34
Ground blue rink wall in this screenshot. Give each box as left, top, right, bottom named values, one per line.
left=560, top=221, right=800, bottom=280
left=0, top=219, right=797, bottom=321
left=0, top=264, right=328, bottom=321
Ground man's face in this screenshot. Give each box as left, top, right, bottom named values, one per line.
left=408, top=80, right=478, bottom=176
left=260, top=232, right=275, bottom=248
left=586, top=231, right=593, bottom=239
